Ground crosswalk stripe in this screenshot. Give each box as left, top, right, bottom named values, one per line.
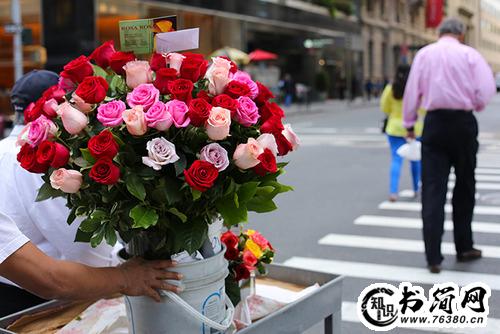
left=342, top=301, right=500, bottom=333
left=282, top=257, right=500, bottom=290
left=478, top=163, right=500, bottom=168
left=449, top=174, right=500, bottom=182
left=476, top=168, right=500, bottom=175
left=318, top=234, right=500, bottom=259
left=379, top=201, right=500, bottom=215
left=448, top=181, right=500, bottom=190
left=354, top=215, right=500, bottom=234
left=398, top=190, right=480, bottom=200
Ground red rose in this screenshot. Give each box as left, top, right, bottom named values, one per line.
left=221, top=231, right=239, bottom=249
left=224, top=80, right=251, bottom=99
left=234, top=263, right=251, bottom=281
left=253, top=148, right=277, bottom=176
left=243, top=250, right=258, bottom=269
left=89, top=158, right=120, bottom=185
left=167, top=79, right=194, bottom=103
left=24, top=101, right=43, bottom=123
left=36, top=140, right=70, bottom=168
left=188, top=98, right=212, bottom=127
left=89, top=40, right=116, bottom=69
left=109, top=51, right=135, bottom=75
left=259, top=101, right=284, bottom=123
left=211, top=94, right=238, bottom=114
left=42, top=85, right=66, bottom=103
left=255, top=82, right=275, bottom=106
left=150, top=52, right=166, bottom=72
left=17, top=144, right=47, bottom=173
left=183, top=160, right=219, bottom=192
left=275, top=132, right=294, bottom=156
left=260, top=115, right=284, bottom=135
left=60, top=55, right=94, bottom=83
left=224, top=246, right=240, bottom=261
left=196, top=90, right=212, bottom=103
left=74, top=76, right=109, bottom=104
left=153, top=68, right=178, bottom=95
left=219, top=56, right=238, bottom=74
left=88, top=130, right=119, bottom=159
left=179, top=53, right=208, bottom=82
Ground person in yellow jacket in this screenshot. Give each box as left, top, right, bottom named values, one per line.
left=381, top=64, right=425, bottom=201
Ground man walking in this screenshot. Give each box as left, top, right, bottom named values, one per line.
left=403, top=18, right=496, bottom=274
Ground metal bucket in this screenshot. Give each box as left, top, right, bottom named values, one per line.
left=123, top=246, right=233, bottom=334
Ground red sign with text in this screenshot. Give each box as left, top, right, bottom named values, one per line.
left=426, top=0, right=444, bottom=28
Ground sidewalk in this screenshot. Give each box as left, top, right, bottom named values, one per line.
left=282, top=98, right=381, bottom=117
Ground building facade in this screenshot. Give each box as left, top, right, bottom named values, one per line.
left=478, top=0, right=500, bottom=72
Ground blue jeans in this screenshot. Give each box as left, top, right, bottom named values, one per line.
left=387, top=135, right=421, bottom=195
left=284, top=94, right=293, bottom=106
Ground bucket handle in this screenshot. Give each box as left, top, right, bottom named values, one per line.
left=162, top=290, right=235, bottom=332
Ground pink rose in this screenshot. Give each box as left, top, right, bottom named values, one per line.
left=233, top=138, right=264, bottom=169
left=97, top=100, right=126, bottom=127
left=126, top=83, right=160, bottom=112
left=145, top=101, right=173, bottom=131
left=167, top=53, right=186, bottom=73
left=122, top=106, right=147, bottom=136
left=71, top=93, right=93, bottom=113
left=50, top=168, right=83, bottom=193
left=206, top=107, right=231, bottom=141
left=27, top=115, right=58, bottom=147
left=123, top=60, right=153, bottom=89
left=232, top=71, right=258, bottom=99
left=200, top=143, right=229, bottom=171
left=256, top=133, right=278, bottom=156
left=282, top=124, right=300, bottom=150
left=206, top=57, right=231, bottom=96
left=57, top=102, right=88, bottom=135
left=43, top=98, right=58, bottom=118
left=166, top=100, right=190, bottom=128
left=235, top=96, right=259, bottom=127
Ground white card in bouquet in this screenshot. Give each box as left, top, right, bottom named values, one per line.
left=156, top=28, right=199, bottom=53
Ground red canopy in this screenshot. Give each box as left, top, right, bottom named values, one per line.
left=249, top=49, right=278, bottom=61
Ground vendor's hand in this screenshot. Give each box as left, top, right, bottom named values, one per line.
left=118, top=257, right=183, bottom=302
left=406, top=130, right=416, bottom=139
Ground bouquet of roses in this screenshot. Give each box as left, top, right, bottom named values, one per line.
left=221, top=229, right=274, bottom=304
left=16, top=40, right=298, bottom=259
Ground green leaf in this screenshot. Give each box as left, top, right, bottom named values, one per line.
left=174, top=154, right=187, bottom=176
left=233, top=193, right=239, bottom=208
left=164, top=178, right=183, bottom=204
left=126, top=174, right=146, bottom=201
left=216, top=196, right=248, bottom=227
left=109, top=74, right=127, bottom=95
left=247, top=197, right=277, bottom=213
left=79, top=217, right=101, bottom=233
left=130, top=205, right=159, bottom=229
left=91, top=209, right=107, bottom=220
left=36, top=183, right=64, bottom=202
left=237, top=181, right=259, bottom=203
left=112, top=133, right=125, bottom=147
left=93, top=64, right=108, bottom=79
left=175, top=220, right=208, bottom=254
left=223, top=178, right=237, bottom=196
left=90, top=226, right=105, bottom=248
left=168, top=208, right=187, bottom=223
left=80, top=148, right=96, bottom=164
left=74, top=229, right=92, bottom=243
left=104, top=224, right=118, bottom=246
left=191, top=188, right=202, bottom=201
left=67, top=207, right=77, bottom=225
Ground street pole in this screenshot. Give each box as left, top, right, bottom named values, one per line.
left=11, top=0, right=23, bottom=81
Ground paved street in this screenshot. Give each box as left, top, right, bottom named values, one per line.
left=247, top=95, right=500, bottom=333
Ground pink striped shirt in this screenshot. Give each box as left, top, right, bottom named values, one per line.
left=403, top=36, right=496, bottom=128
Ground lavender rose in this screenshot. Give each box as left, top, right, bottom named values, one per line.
left=235, top=96, right=259, bottom=127
left=126, top=83, right=160, bottom=111
left=145, top=101, right=173, bottom=131
left=200, top=143, right=229, bottom=171
left=142, top=137, right=180, bottom=170
left=97, top=100, right=126, bottom=127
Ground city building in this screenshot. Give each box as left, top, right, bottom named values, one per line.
left=478, top=0, right=500, bottom=72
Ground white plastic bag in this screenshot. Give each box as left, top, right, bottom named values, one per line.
left=396, top=140, right=421, bottom=161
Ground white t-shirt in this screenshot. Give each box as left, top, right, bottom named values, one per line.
left=0, top=126, right=116, bottom=286
left=0, top=210, right=29, bottom=264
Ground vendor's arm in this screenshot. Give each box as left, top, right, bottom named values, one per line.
left=0, top=242, right=182, bottom=302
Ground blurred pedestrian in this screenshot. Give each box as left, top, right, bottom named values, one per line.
left=281, top=73, right=295, bottom=107
left=381, top=64, right=424, bottom=202
left=403, top=18, right=496, bottom=274
left=364, top=79, right=373, bottom=100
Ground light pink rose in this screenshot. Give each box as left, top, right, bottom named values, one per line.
left=206, top=57, right=231, bottom=96
left=26, top=115, right=57, bottom=147
left=142, top=137, right=179, bottom=170
left=16, top=125, right=29, bottom=146
left=43, top=99, right=58, bottom=118
left=97, top=100, right=126, bottom=127
left=232, top=71, right=258, bottom=99
left=71, top=93, right=92, bottom=113
left=282, top=124, right=300, bottom=150
left=166, top=100, right=190, bottom=128
left=167, top=53, right=186, bottom=73
left=123, top=60, right=153, bottom=89
left=58, top=76, right=76, bottom=92
left=200, top=143, right=229, bottom=171
left=145, top=101, right=173, bottom=131
left=122, top=106, right=147, bottom=136
left=235, top=96, right=259, bottom=127
left=57, top=102, right=88, bottom=135
left=50, top=168, right=83, bottom=193
left=126, top=83, right=160, bottom=111
left=206, top=107, right=231, bottom=141
left=233, top=138, right=264, bottom=170
left=256, top=133, right=278, bottom=156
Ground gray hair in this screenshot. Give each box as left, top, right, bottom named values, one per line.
left=438, top=18, right=466, bottom=36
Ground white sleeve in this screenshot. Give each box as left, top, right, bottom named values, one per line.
left=0, top=211, right=29, bottom=264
